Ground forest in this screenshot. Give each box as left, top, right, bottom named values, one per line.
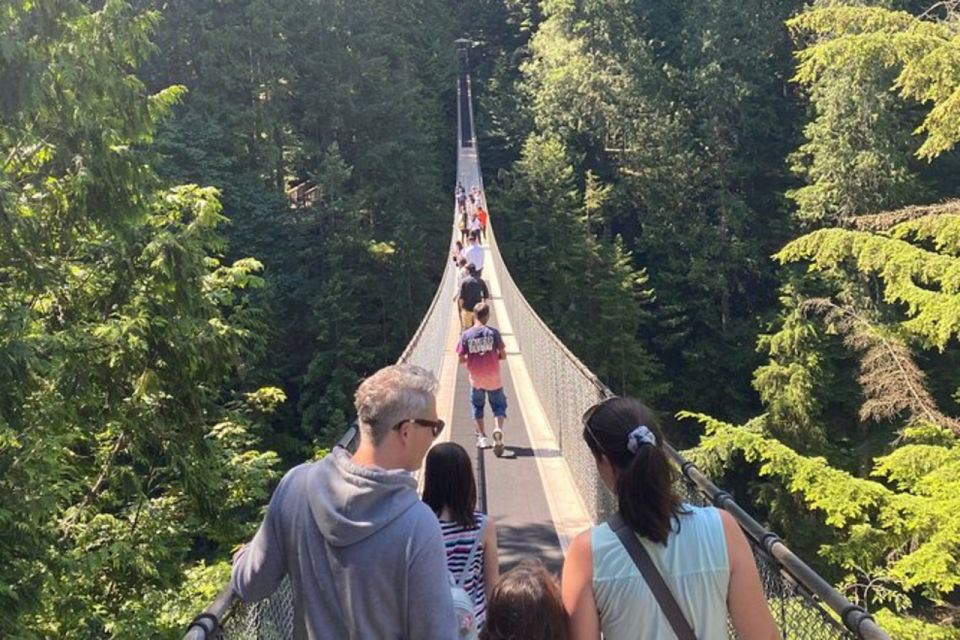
left=2, top=0, right=959, bottom=636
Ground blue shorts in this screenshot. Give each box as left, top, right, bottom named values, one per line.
left=471, top=387, right=507, bottom=420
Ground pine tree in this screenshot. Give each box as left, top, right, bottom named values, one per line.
left=0, top=1, right=279, bottom=634
left=496, top=134, right=662, bottom=397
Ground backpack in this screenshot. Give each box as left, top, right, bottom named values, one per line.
left=449, top=516, right=488, bottom=639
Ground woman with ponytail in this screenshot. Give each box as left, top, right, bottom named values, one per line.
left=561, top=397, right=779, bottom=640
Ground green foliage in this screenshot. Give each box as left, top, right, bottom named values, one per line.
left=142, top=0, right=458, bottom=454
left=686, top=412, right=960, bottom=624
left=786, top=3, right=925, bottom=226
left=777, top=216, right=960, bottom=352
left=874, top=608, right=960, bottom=640
left=499, top=0, right=800, bottom=417
left=0, top=1, right=279, bottom=634
left=495, top=134, right=663, bottom=398
left=790, top=5, right=960, bottom=160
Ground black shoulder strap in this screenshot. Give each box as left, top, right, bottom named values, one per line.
left=606, top=512, right=697, bottom=640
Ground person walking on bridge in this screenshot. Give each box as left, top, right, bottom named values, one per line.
left=231, top=364, right=456, bottom=640
left=464, top=230, right=484, bottom=277
left=457, top=263, right=489, bottom=330
left=562, top=396, right=779, bottom=640
left=457, top=302, right=507, bottom=455
left=476, top=205, right=488, bottom=243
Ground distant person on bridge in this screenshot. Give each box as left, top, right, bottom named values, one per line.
left=457, top=184, right=468, bottom=215
left=457, top=263, right=489, bottom=330
left=460, top=208, right=470, bottom=244
left=468, top=211, right=482, bottom=238
left=231, top=364, right=457, bottom=640
left=456, top=302, right=507, bottom=454
left=423, top=442, right=500, bottom=633
left=477, top=205, right=488, bottom=242
left=470, top=185, right=483, bottom=208
left=562, top=397, right=780, bottom=640
left=465, top=230, right=484, bottom=277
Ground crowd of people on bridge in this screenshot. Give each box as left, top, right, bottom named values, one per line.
left=452, top=184, right=507, bottom=455
left=457, top=182, right=487, bottom=244
left=229, top=179, right=780, bottom=640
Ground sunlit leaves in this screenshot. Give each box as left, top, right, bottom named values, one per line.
left=790, top=5, right=960, bottom=159
left=0, top=0, right=279, bottom=635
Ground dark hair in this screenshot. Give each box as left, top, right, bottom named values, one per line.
left=422, top=443, right=476, bottom=527
left=470, top=229, right=480, bottom=241
left=480, top=558, right=567, bottom=640
left=582, top=397, right=687, bottom=544
left=474, top=301, right=490, bottom=322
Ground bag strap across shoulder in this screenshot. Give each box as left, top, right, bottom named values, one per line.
left=606, top=512, right=697, bottom=640
left=456, top=515, right=489, bottom=589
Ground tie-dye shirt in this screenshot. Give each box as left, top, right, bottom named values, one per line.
left=457, top=324, right=504, bottom=390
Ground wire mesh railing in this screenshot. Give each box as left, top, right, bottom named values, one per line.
left=185, top=231, right=460, bottom=640
left=488, top=219, right=887, bottom=638
left=185, top=59, right=890, bottom=640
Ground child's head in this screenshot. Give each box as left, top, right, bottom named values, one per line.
left=422, top=442, right=477, bottom=527
left=480, top=558, right=567, bottom=640
left=473, top=302, right=490, bottom=324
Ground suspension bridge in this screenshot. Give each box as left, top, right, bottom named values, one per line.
left=185, top=46, right=891, bottom=640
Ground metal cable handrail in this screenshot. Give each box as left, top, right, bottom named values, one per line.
left=184, top=59, right=890, bottom=640
left=456, top=62, right=889, bottom=640
left=183, top=427, right=360, bottom=640
left=470, top=111, right=890, bottom=640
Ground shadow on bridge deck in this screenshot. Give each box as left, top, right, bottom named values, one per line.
left=446, top=301, right=566, bottom=575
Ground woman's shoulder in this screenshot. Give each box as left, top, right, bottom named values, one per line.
left=675, top=503, right=725, bottom=534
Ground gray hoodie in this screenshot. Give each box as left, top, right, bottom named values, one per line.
left=231, top=447, right=456, bottom=640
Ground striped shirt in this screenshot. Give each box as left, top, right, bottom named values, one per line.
left=440, top=512, right=488, bottom=626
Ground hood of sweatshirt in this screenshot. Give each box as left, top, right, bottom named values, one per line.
left=306, top=447, right=420, bottom=547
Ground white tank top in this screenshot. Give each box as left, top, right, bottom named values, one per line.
left=591, top=504, right=730, bottom=640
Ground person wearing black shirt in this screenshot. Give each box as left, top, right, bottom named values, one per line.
left=457, top=264, right=489, bottom=330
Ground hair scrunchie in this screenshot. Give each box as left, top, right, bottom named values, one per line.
left=626, top=425, right=657, bottom=455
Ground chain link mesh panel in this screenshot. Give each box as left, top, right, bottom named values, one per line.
left=219, top=578, right=295, bottom=639
left=486, top=226, right=616, bottom=523
left=396, top=233, right=457, bottom=372
left=214, top=240, right=457, bottom=640
left=188, top=70, right=883, bottom=640
left=488, top=219, right=856, bottom=639
left=675, top=482, right=852, bottom=639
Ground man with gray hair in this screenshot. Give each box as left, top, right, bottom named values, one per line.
left=231, top=364, right=456, bottom=639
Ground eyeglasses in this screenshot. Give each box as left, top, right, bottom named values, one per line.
left=393, top=418, right=445, bottom=438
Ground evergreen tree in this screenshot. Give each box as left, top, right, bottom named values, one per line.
left=495, top=134, right=662, bottom=397
left=0, top=1, right=278, bottom=634
left=486, top=0, right=804, bottom=418
left=693, top=4, right=960, bottom=631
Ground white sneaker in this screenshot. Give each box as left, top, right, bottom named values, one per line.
left=477, top=435, right=492, bottom=449
left=492, top=428, right=504, bottom=457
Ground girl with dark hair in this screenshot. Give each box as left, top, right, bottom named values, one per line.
left=423, top=442, right=500, bottom=629
left=480, top=557, right=567, bottom=640
left=562, top=397, right=779, bottom=640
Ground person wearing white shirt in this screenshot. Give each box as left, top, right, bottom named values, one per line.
left=464, top=231, right=484, bottom=277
